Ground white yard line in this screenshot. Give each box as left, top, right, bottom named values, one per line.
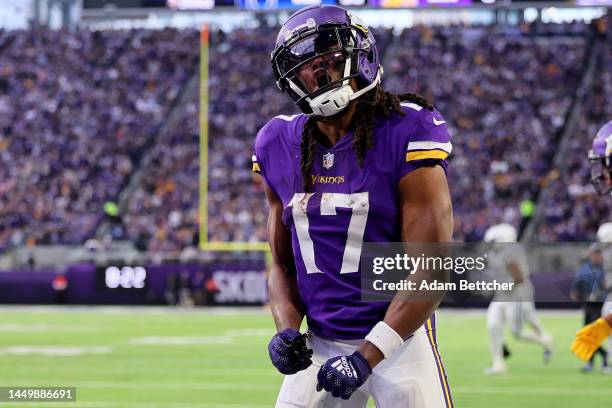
left=0, top=346, right=113, bottom=357
left=437, top=308, right=582, bottom=317
left=0, top=381, right=279, bottom=392
left=0, top=305, right=581, bottom=317
left=453, top=386, right=612, bottom=396
left=0, top=306, right=269, bottom=314
left=5, top=366, right=277, bottom=376
left=0, top=323, right=101, bottom=332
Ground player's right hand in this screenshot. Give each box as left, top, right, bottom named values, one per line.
left=268, top=329, right=313, bottom=375
left=571, top=317, right=612, bottom=362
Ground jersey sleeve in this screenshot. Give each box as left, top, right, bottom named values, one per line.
left=396, top=106, right=452, bottom=183
left=252, top=119, right=281, bottom=198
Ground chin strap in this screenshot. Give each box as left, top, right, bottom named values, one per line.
left=348, top=67, right=383, bottom=102
left=606, top=135, right=612, bottom=167
left=306, top=67, right=382, bottom=117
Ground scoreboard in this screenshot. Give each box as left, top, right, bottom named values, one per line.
left=98, top=266, right=148, bottom=290
left=237, top=0, right=336, bottom=10
left=83, top=0, right=585, bottom=9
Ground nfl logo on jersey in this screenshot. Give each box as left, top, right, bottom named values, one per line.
left=323, top=152, right=334, bottom=169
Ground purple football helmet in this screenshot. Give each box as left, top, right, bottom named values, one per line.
left=271, top=5, right=382, bottom=117
left=588, top=120, right=612, bottom=196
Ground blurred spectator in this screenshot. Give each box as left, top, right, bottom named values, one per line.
left=0, top=27, right=199, bottom=251
left=52, top=272, right=68, bottom=304
left=571, top=246, right=609, bottom=371
left=0, top=22, right=601, bottom=251
left=536, top=41, right=611, bottom=242
left=383, top=24, right=585, bottom=240
left=121, top=23, right=589, bottom=248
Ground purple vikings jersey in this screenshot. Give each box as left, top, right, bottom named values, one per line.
left=253, top=103, right=452, bottom=339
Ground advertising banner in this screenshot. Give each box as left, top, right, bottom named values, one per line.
left=0, top=260, right=267, bottom=306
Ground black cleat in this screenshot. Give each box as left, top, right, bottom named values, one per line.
left=503, top=343, right=511, bottom=359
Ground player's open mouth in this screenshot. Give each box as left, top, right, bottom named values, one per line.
left=314, top=69, right=331, bottom=89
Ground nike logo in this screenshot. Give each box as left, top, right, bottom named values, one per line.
left=433, top=118, right=446, bottom=126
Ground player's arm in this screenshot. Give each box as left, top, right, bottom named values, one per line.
left=316, top=110, right=452, bottom=399
left=506, top=261, right=525, bottom=284
left=262, top=181, right=313, bottom=374
left=570, top=265, right=588, bottom=301
left=263, top=182, right=303, bottom=331
left=357, top=165, right=453, bottom=368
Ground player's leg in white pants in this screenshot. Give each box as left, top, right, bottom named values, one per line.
left=275, top=316, right=453, bottom=408
left=486, top=301, right=507, bottom=373
left=602, top=302, right=612, bottom=354
left=523, top=302, right=546, bottom=336
left=369, top=316, right=453, bottom=408
left=509, top=302, right=552, bottom=350
left=275, top=335, right=369, bottom=408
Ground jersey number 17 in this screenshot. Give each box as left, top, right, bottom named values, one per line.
left=289, top=192, right=369, bottom=275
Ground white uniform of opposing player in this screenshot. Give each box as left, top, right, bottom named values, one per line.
left=483, top=224, right=553, bottom=375
left=598, top=223, right=612, bottom=352
left=276, top=319, right=452, bottom=408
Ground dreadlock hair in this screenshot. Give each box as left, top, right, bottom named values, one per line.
left=300, top=85, right=434, bottom=192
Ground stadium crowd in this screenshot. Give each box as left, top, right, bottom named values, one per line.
left=536, top=43, right=611, bottom=241
left=0, top=21, right=605, bottom=253
left=383, top=23, right=587, bottom=241
left=122, top=26, right=393, bottom=250
left=0, top=27, right=199, bottom=251
left=121, top=22, right=590, bottom=250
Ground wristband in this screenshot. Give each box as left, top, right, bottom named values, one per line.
left=364, top=321, right=404, bottom=359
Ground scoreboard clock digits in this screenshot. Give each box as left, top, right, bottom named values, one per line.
left=104, top=266, right=147, bottom=289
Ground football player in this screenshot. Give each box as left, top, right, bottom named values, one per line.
left=256, top=5, right=453, bottom=407
left=571, top=222, right=612, bottom=366
left=588, top=120, right=612, bottom=196
left=571, top=120, right=612, bottom=363
left=483, top=224, right=554, bottom=375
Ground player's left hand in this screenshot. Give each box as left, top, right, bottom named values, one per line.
left=268, top=329, right=313, bottom=375
left=316, top=351, right=372, bottom=400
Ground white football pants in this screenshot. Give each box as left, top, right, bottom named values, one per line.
left=602, top=301, right=612, bottom=350
left=487, top=301, right=550, bottom=367
left=275, top=317, right=452, bottom=408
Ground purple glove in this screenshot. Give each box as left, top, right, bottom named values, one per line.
left=316, top=351, right=372, bottom=400
left=268, top=329, right=313, bottom=375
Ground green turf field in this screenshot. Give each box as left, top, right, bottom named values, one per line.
left=0, top=307, right=610, bottom=407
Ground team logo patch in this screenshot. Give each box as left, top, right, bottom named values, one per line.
left=323, top=152, right=334, bottom=169
left=284, top=18, right=316, bottom=41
